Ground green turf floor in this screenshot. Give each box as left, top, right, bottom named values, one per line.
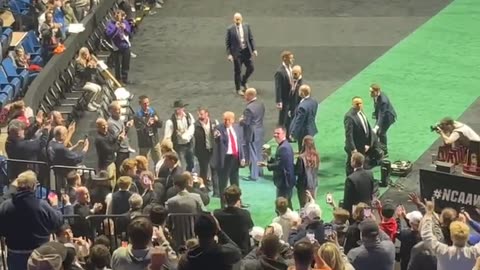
left=207, top=0, right=480, bottom=226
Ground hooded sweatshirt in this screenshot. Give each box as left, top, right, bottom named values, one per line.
left=178, top=231, right=242, bottom=270
left=111, top=245, right=152, bottom=270
left=379, top=217, right=398, bottom=242
left=242, top=255, right=289, bottom=270
left=0, top=190, right=63, bottom=250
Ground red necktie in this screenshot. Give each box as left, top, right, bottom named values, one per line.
left=228, top=128, right=238, bottom=158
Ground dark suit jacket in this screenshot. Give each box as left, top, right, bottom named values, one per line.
left=290, top=97, right=318, bottom=140
left=241, top=99, right=265, bottom=143
left=274, top=65, right=291, bottom=104
left=212, top=123, right=246, bottom=169
left=343, top=168, right=374, bottom=215
left=373, top=92, right=397, bottom=130
left=47, top=140, right=84, bottom=166
left=344, top=108, right=374, bottom=153
left=225, top=23, right=255, bottom=57
left=288, top=77, right=304, bottom=113
left=267, top=140, right=295, bottom=190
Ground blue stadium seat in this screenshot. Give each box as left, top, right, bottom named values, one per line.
left=0, top=86, right=12, bottom=107
left=1, top=28, right=12, bottom=57
left=2, top=58, right=29, bottom=90
left=9, top=0, right=29, bottom=15
left=0, top=84, right=14, bottom=100
left=22, top=39, right=42, bottom=59
left=0, top=67, right=22, bottom=98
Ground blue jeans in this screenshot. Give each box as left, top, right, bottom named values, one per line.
left=7, top=251, right=32, bottom=270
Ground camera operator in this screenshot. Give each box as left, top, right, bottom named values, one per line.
left=436, top=117, right=480, bottom=146
left=134, top=95, right=162, bottom=164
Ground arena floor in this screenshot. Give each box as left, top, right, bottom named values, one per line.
left=76, top=0, right=480, bottom=226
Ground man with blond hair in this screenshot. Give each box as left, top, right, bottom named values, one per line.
left=0, top=170, right=63, bottom=270
left=240, top=88, right=265, bottom=181
left=212, top=111, right=246, bottom=206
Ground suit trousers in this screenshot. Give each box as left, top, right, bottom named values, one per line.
left=277, top=187, right=293, bottom=209
left=248, top=139, right=263, bottom=180
left=278, top=106, right=288, bottom=129
left=174, top=142, right=195, bottom=172
left=378, top=121, right=393, bottom=154
left=112, top=47, right=130, bottom=83
left=218, top=155, right=240, bottom=205
left=140, top=145, right=161, bottom=165
left=196, top=149, right=218, bottom=194
left=233, top=49, right=254, bottom=90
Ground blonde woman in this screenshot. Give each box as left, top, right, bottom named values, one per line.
left=155, top=139, right=180, bottom=178
left=74, top=47, right=102, bottom=111
left=295, top=135, right=320, bottom=207
left=316, top=242, right=354, bottom=270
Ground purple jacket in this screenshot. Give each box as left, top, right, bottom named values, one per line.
left=105, top=20, right=132, bottom=50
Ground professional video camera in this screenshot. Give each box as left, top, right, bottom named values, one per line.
left=430, top=124, right=441, bottom=132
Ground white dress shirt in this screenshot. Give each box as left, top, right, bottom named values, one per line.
left=226, top=126, right=238, bottom=155
left=236, top=24, right=246, bottom=49
left=164, top=113, right=195, bottom=144
left=357, top=111, right=368, bottom=134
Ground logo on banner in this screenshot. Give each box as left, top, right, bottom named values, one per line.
left=433, top=188, right=480, bottom=206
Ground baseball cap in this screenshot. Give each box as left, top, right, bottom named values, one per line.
left=28, top=242, right=67, bottom=270
left=250, top=226, right=265, bottom=242
left=405, top=211, right=423, bottom=224
left=359, top=220, right=379, bottom=237
left=304, top=203, right=322, bottom=220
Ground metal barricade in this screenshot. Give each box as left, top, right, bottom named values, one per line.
left=49, top=165, right=95, bottom=192
left=1, top=237, right=6, bottom=270
left=85, top=214, right=148, bottom=251
left=6, top=159, right=50, bottom=199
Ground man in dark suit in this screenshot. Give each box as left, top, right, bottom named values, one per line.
left=274, top=51, right=294, bottom=131
left=5, top=119, right=50, bottom=180
left=370, top=84, right=397, bottom=156
left=225, top=12, right=257, bottom=96
left=212, top=111, right=247, bottom=206
left=290, top=84, right=318, bottom=151
left=259, top=126, right=295, bottom=208
left=285, top=65, right=304, bottom=138
left=343, top=152, right=374, bottom=216
left=240, top=88, right=265, bottom=181
left=344, top=97, right=375, bottom=176
left=194, top=107, right=219, bottom=193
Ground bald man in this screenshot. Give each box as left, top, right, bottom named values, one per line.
left=212, top=111, right=246, bottom=205
left=95, top=117, right=122, bottom=185
left=285, top=65, right=305, bottom=139
left=48, top=125, right=89, bottom=167
left=290, top=84, right=318, bottom=151
left=344, top=97, right=375, bottom=176
left=225, top=12, right=258, bottom=96
left=240, top=88, right=265, bottom=180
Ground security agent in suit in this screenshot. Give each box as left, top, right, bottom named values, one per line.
left=342, top=152, right=374, bottom=216
left=225, top=12, right=258, bottom=96
left=212, top=111, right=247, bottom=206
left=239, top=88, right=265, bottom=181
left=274, top=51, right=295, bottom=130
left=290, top=84, right=318, bottom=151
left=165, top=173, right=206, bottom=214
left=344, top=97, right=375, bottom=176
left=259, top=126, right=296, bottom=208
left=285, top=65, right=304, bottom=138
left=370, top=84, right=397, bottom=156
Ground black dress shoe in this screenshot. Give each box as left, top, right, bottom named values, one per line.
left=241, top=176, right=257, bottom=182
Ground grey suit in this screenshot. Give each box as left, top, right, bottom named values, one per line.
left=165, top=190, right=206, bottom=214
left=241, top=98, right=265, bottom=180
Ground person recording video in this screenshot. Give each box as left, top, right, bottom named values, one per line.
left=435, top=117, right=480, bottom=146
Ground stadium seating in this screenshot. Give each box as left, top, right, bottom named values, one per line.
left=0, top=67, right=22, bottom=98
left=2, top=57, right=29, bottom=92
